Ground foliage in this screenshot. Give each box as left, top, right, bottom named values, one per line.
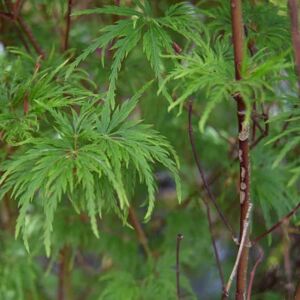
left=0, top=0, right=299, bottom=299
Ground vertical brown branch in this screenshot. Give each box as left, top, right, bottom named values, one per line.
left=274, top=0, right=300, bottom=143
left=176, top=233, right=183, bottom=300
left=295, top=280, right=300, bottom=300
left=63, top=0, right=73, bottom=52
left=230, top=1, right=251, bottom=299
left=57, top=245, right=72, bottom=300
left=288, top=0, right=300, bottom=91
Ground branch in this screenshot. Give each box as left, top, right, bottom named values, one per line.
left=231, top=1, right=251, bottom=298
left=288, top=0, right=300, bottom=91
left=252, top=202, right=300, bottom=245
left=128, top=207, right=152, bottom=258
left=0, top=11, right=13, bottom=21
left=57, top=246, right=72, bottom=300
left=17, top=15, right=45, bottom=57
left=250, top=110, right=269, bottom=149
left=203, top=199, right=225, bottom=287
left=188, top=100, right=226, bottom=289
left=2, top=0, right=45, bottom=57
left=63, top=0, right=73, bottom=51
left=187, top=100, right=236, bottom=239
left=222, top=204, right=252, bottom=300
left=176, top=233, right=184, bottom=300
left=246, top=244, right=264, bottom=300
left=273, top=0, right=300, bottom=146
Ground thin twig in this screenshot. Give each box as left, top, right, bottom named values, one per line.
left=2, top=0, right=45, bottom=57
left=222, top=204, right=252, bottom=299
left=128, top=207, right=152, bottom=258
left=203, top=199, right=225, bottom=287
left=0, top=11, right=31, bottom=53
left=187, top=100, right=236, bottom=240
left=17, top=15, right=45, bottom=57
left=176, top=233, right=184, bottom=300
left=180, top=169, right=223, bottom=209
left=250, top=111, right=269, bottom=149
left=188, top=100, right=226, bottom=289
left=252, top=202, right=300, bottom=245
left=13, top=0, right=22, bottom=17
left=246, top=244, right=264, bottom=300
left=63, top=0, right=73, bottom=51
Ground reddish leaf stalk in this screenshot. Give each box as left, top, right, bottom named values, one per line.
left=173, top=42, right=182, bottom=54
left=230, top=1, right=251, bottom=299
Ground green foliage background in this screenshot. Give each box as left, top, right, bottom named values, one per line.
left=0, top=0, right=299, bottom=299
